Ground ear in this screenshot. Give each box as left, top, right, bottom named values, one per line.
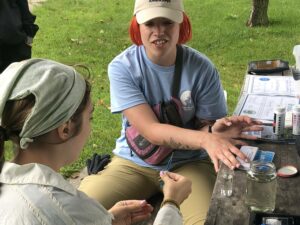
left=57, top=121, right=72, bottom=141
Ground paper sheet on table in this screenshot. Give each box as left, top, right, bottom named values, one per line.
left=237, top=94, right=299, bottom=121
left=243, top=75, right=297, bottom=96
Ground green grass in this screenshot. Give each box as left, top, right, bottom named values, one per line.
left=6, top=0, right=300, bottom=176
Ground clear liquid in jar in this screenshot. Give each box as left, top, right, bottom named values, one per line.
left=245, top=171, right=277, bottom=212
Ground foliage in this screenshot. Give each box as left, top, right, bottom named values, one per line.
left=6, top=0, right=300, bottom=176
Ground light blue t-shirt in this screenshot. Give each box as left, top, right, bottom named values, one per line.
left=108, top=45, right=227, bottom=170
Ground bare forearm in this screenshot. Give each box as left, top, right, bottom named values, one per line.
left=123, top=104, right=211, bottom=151
left=144, top=123, right=208, bottom=150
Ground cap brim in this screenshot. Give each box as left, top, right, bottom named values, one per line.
left=136, top=7, right=183, bottom=24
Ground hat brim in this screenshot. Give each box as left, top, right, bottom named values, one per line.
left=136, top=7, right=183, bottom=24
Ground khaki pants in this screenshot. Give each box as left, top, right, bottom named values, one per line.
left=79, top=156, right=216, bottom=225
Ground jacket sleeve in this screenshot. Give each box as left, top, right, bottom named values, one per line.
left=16, top=0, right=39, bottom=38
left=153, top=204, right=183, bottom=225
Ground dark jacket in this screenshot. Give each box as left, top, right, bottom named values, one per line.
left=0, top=0, right=39, bottom=45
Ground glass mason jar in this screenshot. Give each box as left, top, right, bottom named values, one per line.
left=245, top=161, right=277, bottom=212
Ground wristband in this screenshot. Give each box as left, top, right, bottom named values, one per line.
left=161, top=199, right=180, bottom=210
left=208, top=125, right=213, bottom=133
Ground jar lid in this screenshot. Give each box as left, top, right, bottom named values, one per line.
left=277, top=165, right=298, bottom=177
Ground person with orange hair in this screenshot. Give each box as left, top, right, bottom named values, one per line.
left=79, top=0, right=262, bottom=224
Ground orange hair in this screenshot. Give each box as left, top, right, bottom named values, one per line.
left=129, top=13, right=192, bottom=46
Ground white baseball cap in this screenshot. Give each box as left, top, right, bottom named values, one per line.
left=134, top=0, right=184, bottom=24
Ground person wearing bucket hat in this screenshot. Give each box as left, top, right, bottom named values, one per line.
left=79, top=0, right=262, bottom=224
left=0, top=59, right=191, bottom=225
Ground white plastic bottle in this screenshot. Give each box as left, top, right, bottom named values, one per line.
left=292, top=105, right=300, bottom=135
left=293, top=45, right=300, bottom=97
left=293, top=45, right=300, bottom=70
left=273, top=106, right=286, bottom=138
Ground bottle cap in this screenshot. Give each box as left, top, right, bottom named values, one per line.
left=293, top=45, right=300, bottom=56
left=292, top=67, right=300, bottom=80
left=277, top=165, right=298, bottom=177
left=275, top=106, right=286, bottom=113
left=292, top=105, right=300, bottom=113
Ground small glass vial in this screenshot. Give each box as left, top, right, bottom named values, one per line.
left=245, top=161, right=277, bottom=212
left=292, top=105, right=300, bottom=135
left=273, top=106, right=286, bottom=138
left=220, top=166, right=233, bottom=197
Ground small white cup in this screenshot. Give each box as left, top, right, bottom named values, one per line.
left=293, top=45, right=300, bottom=70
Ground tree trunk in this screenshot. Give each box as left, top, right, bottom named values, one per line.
left=247, top=0, right=269, bottom=27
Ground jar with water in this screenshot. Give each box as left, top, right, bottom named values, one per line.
left=245, top=161, right=277, bottom=212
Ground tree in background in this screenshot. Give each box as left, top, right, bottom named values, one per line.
left=247, top=0, right=269, bottom=27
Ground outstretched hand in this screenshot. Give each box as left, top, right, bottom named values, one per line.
left=212, top=115, right=263, bottom=140
left=201, top=115, right=263, bottom=172
left=108, top=200, right=153, bottom=225
left=201, top=132, right=247, bottom=172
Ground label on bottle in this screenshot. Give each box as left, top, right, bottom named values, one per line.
left=273, top=106, right=286, bottom=137
left=292, top=105, right=300, bottom=135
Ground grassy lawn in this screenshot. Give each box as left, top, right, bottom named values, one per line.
left=7, top=0, right=300, bottom=176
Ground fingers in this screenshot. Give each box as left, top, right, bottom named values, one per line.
left=227, top=115, right=262, bottom=126
left=118, top=200, right=153, bottom=213
left=239, top=116, right=263, bottom=127
left=112, top=200, right=153, bottom=224
left=240, top=133, right=259, bottom=140
left=231, top=115, right=252, bottom=124
left=216, top=117, right=232, bottom=127
left=220, top=115, right=242, bottom=125
left=212, top=158, right=220, bottom=172
left=212, top=143, right=248, bottom=172
left=131, top=213, right=152, bottom=224
left=248, top=118, right=263, bottom=125
left=230, top=139, right=248, bottom=146
left=229, top=144, right=248, bottom=162
left=160, top=171, right=179, bottom=182
left=240, top=124, right=263, bottom=140
left=224, top=149, right=240, bottom=167
left=130, top=203, right=153, bottom=224
left=118, top=200, right=141, bottom=207
left=160, top=172, right=192, bottom=205
left=216, top=150, right=237, bottom=170
left=242, top=125, right=263, bottom=132
left=221, top=117, right=232, bottom=126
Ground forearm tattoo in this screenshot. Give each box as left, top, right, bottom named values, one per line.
left=159, top=118, right=216, bottom=150
left=162, top=138, right=194, bottom=150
